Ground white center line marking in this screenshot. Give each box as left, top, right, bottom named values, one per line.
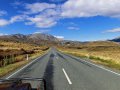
left=62, top=68, right=72, bottom=85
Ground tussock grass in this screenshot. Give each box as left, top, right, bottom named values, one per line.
left=0, top=60, right=28, bottom=77
left=0, top=40, right=49, bottom=77
left=58, top=41, right=120, bottom=70
left=0, top=51, right=46, bottom=77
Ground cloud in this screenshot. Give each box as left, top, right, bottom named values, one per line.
left=69, top=22, right=77, bottom=26
left=11, top=1, right=23, bottom=9
left=61, top=0, right=120, bottom=18
left=22, top=3, right=61, bottom=28
left=0, top=10, right=7, bottom=16
left=68, top=26, right=80, bottom=30
left=0, top=33, right=8, bottom=36
left=0, top=15, right=27, bottom=27
left=10, top=15, right=27, bottom=23
left=23, top=0, right=120, bottom=28
left=0, top=19, right=9, bottom=26
left=25, top=7, right=60, bottom=28
left=104, top=28, right=120, bottom=33
left=0, top=2, right=59, bottom=28
left=26, top=14, right=57, bottom=28
left=49, top=0, right=67, bottom=3
left=12, top=1, right=22, bottom=6
left=24, top=3, right=56, bottom=14
left=3, top=0, right=120, bottom=29
left=54, top=35, right=64, bottom=39
left=34, top=29, right=51, bottom=33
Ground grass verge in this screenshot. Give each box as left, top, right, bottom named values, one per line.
left=0, top=51, right=46, bottom=77
left=0, top=60, right=28, bottom=77
left=59, top=49, right=120, bottom=70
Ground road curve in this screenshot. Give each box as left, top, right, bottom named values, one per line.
left=2, top=48, right=120, bottom=90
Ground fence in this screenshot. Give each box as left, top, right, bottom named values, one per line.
left=0, top=54, right=26, bottom=67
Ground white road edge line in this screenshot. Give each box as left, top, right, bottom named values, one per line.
left=62, top=68, right=72, bottom=85
left=6, top=56, right=41, bottom=79
left=83, top=59, right=120, bottom=76
left=72, top=56, right=120, bottom=76
left=6, top=49, right=50, bottom=79
left=63, top=51, right=120, bottom=76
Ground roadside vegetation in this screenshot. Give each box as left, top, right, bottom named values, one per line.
left=0, top=40, right=49, bottom=77
left=58, top=41, right=120, bottom=70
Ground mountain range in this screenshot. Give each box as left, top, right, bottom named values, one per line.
left=0, top=33, right=60, bottom=45
left=109, top=37, right=120, bottom=43
left=0, top=33, right=119, bottom=46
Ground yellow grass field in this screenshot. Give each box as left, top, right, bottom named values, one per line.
left=0, top=40, right=49, bottom=77
left=58, top=41, right=120, bottom=70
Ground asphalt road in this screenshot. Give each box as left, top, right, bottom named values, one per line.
left=2, top=48, right=120, bottom=90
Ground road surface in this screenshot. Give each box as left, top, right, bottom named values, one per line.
left=2, top=48, right=120, bottom=90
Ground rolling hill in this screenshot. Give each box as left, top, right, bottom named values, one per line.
left=0, top=33, right=59, bottom=45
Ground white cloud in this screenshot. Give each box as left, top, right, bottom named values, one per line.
left=11, top=1, right=23, bottom=9
left=0, top=15, right=27, bottom=27
left=22, top=3, right=61, bottom=28
left=26, top=14, right=57, bottom=28
left=61, top=0, right=120, bottom=18
left=12, top=1, right=22, bottom=6
left=49, top=0, right=66, bottom=2
left=3, top=0, right=120, bottom=29
left=0, top=19, right=9, bottom=26
left=23, top=0, right=120, bottom=28
left=25, top=3, right=56, bottom=14
left=0, top=10, right=7, bottom=16
left=54, top=35, right=64, bottom=39
left=10, top=15, right=27, bottom=23
left=0, top=33, right=8, bottom=36
left=69, top=22, right=77, bottom=26
left=25, top=7, right=60, bottom=28
left=34, top=29, right=51, bottom=33
left=0, top=3, right=59, bottom=28
left=104, top=28, right=120, bottom=33
left=68, top=26, right=80, bottom=30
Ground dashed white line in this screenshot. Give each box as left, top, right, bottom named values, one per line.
left=62, top=68, right=72, bottom=85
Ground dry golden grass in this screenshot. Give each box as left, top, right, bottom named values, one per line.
left=58, top=41, right=120, bottom=70
left=0, top=41, right=33, bottom=50
left=0, top=40, right=49, bottom=77
left=0, top=60, right=28, bottom=77
left=0, top=49, right=47, bottom=77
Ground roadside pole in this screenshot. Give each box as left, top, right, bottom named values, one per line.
left=27, top=54, right=29, bottom=61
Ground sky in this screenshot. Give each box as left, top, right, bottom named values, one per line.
left=0, top=0, right=120, bottom=41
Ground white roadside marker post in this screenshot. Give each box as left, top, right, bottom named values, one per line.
left=27, top=54, right=29, bottom=61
